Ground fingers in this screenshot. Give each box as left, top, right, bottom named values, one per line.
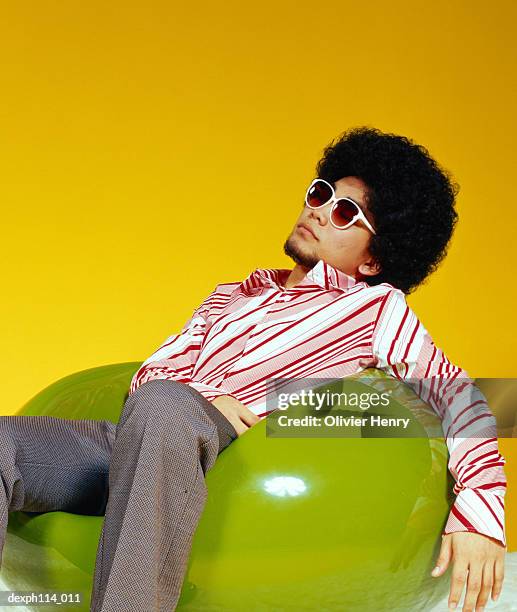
left=475, top=561, right=493, bottom=611
left=210, top=404, right=242, bottom=434
left=432, top=536, right=452, bottom=577
left=448, top=561, right=467, bottom=610
left=463, top=564, right=485, bottom=612
left=211, top=395, right=260, bottom=433
left=237, top=405, right=261, bottom=427
left=231, top=419, right=250, bottom=437
left=440, top=532, right=506, bottom=611
left=492, top=558, right=505, bottom=602
left=218, top=409, right=251, bottom=437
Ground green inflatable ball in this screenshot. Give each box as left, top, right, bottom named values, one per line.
left=1, top=363, right=453, bottom=611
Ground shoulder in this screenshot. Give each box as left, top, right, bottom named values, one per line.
left=364, top=284, right=417, bottom=341
left=213, top=281, right=242, bottom=293
left=210, top=281, right=244, bottom=304
left=354, top=280, right=406, bottom=306
left=371, top=285, right=430, bottom=354
left=375, top=285, right=412, bottom=321
left=195, top=281, right=243, bottom=317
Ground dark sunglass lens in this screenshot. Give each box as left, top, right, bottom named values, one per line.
left=333, top=199, right=359, bottom=227
left=307, top=180, right=332, bottom=207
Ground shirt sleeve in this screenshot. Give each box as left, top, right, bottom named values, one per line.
left=371, top=288, right=507, bottom=547
left=129, top=285, right=236, bottom=402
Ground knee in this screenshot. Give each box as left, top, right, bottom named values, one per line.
left=130, top=379, right=194, bottom=407
left=122, top=380, right=194, bottom=424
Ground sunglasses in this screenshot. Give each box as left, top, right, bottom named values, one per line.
left=304, top=178, right=376, bottom=234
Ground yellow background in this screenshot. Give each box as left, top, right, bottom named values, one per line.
left=1, top=1, right=516, bottom=547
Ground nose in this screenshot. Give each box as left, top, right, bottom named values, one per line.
left=307, top=205, right=328, bottom=226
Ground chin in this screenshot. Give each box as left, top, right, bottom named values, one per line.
left=283, top=236, right=319, bottom=268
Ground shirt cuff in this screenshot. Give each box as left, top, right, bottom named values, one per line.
left=443, top=487, right=506, bottom=548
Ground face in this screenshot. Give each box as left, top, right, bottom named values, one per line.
left=283, top=176, right=381, bottom=280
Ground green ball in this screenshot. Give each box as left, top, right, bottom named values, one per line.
left=3, top=364, right=452, bottom=611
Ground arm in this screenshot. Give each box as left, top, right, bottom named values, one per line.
left=129, top=285, right=236, bottom=402
left=371, top=289, right=507, bottom=547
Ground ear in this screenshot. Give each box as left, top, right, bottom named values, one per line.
left=357, top=258, right=381, bottom=278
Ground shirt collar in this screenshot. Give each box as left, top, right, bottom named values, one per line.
left=237, top=259, right=359, bottom=296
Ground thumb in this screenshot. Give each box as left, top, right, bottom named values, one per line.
left=431, top=535, right=452, bottom=577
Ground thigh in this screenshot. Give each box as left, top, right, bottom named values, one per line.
left=1, top=415, right=115, bottom=515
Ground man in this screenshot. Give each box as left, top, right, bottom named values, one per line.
left=0, top=127, right=506, bottom=612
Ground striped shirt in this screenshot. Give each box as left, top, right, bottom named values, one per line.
left=129, top=258, right=507, bottom=547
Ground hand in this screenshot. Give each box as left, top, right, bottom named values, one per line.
left=431, top=531, right=505, bottom=611
left=211, top=395, right=260, bottom=437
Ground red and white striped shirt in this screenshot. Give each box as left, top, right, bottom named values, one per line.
left=130, top=259, right=507, bottom=546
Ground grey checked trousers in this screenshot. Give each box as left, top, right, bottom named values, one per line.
left=0, top=379, right=239, bottom=611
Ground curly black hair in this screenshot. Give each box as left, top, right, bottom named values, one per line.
left=315, top=126, right=460, bottom=294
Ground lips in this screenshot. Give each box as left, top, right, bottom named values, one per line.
left=298, top=223, right=318, bottom=239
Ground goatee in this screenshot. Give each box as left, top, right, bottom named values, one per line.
left=283, top=235, right=319, bottom=269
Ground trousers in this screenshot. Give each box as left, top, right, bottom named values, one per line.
left=0, top=379, right=239, bottom=611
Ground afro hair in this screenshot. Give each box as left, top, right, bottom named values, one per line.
left=316, top=126, right=460, bottom=294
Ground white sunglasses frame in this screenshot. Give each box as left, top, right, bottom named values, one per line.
left=304, top=178, right=376, bottom=235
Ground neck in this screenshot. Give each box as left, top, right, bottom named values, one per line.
left=283, top=264, right=311, bottom=289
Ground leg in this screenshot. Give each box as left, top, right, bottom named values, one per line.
left=0, top=415, right=115, bottom=564
left=90, top=380, right=238, bottom=612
